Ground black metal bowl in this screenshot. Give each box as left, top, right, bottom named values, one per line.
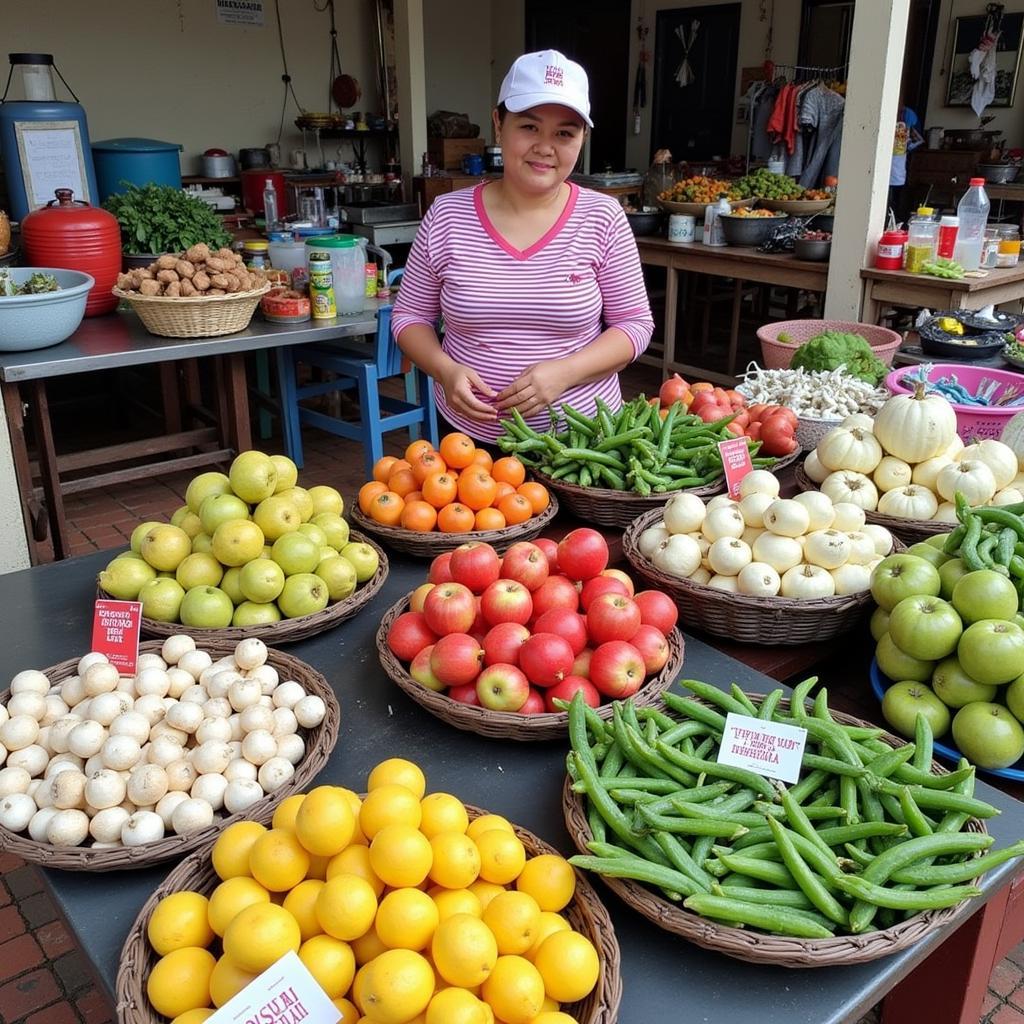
left=625, top=210, right=663, bottom=237
left=719, top=213, right=787, bottom=247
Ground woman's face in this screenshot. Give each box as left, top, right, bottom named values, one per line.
left=494, top=104, right=586, bottom=195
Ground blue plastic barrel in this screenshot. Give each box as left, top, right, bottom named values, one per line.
left=91, top=138, right=183, bottom=203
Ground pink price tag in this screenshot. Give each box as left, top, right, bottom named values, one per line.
left=91, top=600, right=143, bottom=674
left=717, top=437, right=753, bottom=498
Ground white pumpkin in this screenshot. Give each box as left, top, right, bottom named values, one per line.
left=762, top=499, right=811, bottom=538
left=740, top=526, right=762, bottom=549
left=1000, top=412, right=1024, bottom=467
left=841, top=413, right=875, bottom=432
left=738, top=470, right=781, bottom=499
left=846, top=531, right=880, bottom=565
left=707, top=538, right=753, bottom=576
left=911, top=455, right=952, bottom=493
left=872, top=384, right=958, bottom=464
left=663, top=492, right=707, bottom=535
left=993, top=488, right=1024, bottom=507
left=831, top=562, right=873, bottom=595
left=706, top=495, right=740, bottom=513
left=690, top=567, right=712, bottom=585
left=816, top=427, right=883, bottom=474
left=933, top=501, right=959, bottom=523
left=873, top=456, right=913, bottom=494
left=941, top=433, right=965, bottom=459
left=780, top=564, right=836, bottom=600
left=804, top=450, right=830, bottom=484
left=960, top=439, right=1018, bottom=490
left=751, top=532, right=803, bottom=573
left=803, top=530, right=852, bottom=570
left=637, top=524, right=670, bottom=559
left=861, top=522, right=894, bottom=555
left=706, top=574, right=739, bottom=593
left=701, top=505, right=746, bottom=543
left=820, top=471, right=879, bottom=511
left=737, top=562, right=782, bottom=598
left=877, top=484, right=939, bottom=520
left=793, top=491, right=836, bottom=532
left=651, top=535, right=702, bottom=579
left=831, top=503, right=867, bottom=532
left=739, top=492, right=775, bottom=529
left=936, top=459, right=998, bottom=505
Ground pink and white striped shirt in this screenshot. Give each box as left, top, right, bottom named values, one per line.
left=392, top=181, right=654, bottom=442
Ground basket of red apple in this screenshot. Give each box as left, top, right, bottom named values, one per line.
left=376, top=528, right=685, bottom=741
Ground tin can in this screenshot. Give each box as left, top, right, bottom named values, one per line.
left=365, top=262, right=378, bottom=298
left=308, top=251, right=336, bottom=319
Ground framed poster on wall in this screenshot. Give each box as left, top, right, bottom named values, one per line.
left=945, top=12, right=1023, bottom=107
left=13, top=120, right=91, bottom=209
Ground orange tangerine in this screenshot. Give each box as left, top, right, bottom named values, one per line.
left=471, top=449, right=494, bottom=472
left=516, top=482, right=549, bottom=514
left=492, top=457, right=526, bottom=487
left=369, top=491, right=405, bottom=526
left=438, top=503, right=476, bottom=533
left=475, top=508, right=506, bottom=531
left=420, top=792, right=469, bottom=837
left=373, top=456, right=401, bottom=483
left=387, top=468, right=419, bottom=498
left=440, top=432, right=477, bottom=470
left=497, top=493, right=532, bottom=525
left=422, top=472, right=458, bottom=509
left=401, top=500, right=438, bottom=532
left=358, top=481, right=388, bottom=515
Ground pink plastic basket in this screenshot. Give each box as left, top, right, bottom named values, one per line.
left=757, top=320, right=903, bottom=371
left=885, top=363, right=1024, bottom=442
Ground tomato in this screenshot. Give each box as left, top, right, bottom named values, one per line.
left=698, top=404, right=731, bottom=423
left=731, top=410, right=750, bottom=429
left=724, top=389, right=746, bottom=408
left=747, top=404, right=767, bottom=422
left=724, top=421, right=746, bottom=437
left=711, top=387, right=730, bottom=405
left=761, top=406, right=799, bottom=431
left=759, top=417, right=798, bottom=456
left=691, top=382, right=714, bottom=394
left=659, top=373, right=690, bottom=406
left=745, top=422, right=762, bottom=442
left=688, top=391, right=716, bottom=412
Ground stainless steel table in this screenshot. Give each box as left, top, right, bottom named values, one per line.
left=5, top=549, right=1024, bottom=1024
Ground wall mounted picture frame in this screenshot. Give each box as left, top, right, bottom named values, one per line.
left=945, top=12, right=1023, bottom=108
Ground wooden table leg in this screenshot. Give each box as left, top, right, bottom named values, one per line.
left=159, top=362, right=182, bottom=435
left=1, top=382, right=44, bottom=565
left=727, top=278, right=744, bottom=377
left=222, top=353, right=252, bottom=454
left=861, top=282, right=881, bottom=325
left=662, top=265, right=679, bottom=375
left=27, top=380, right=70, bottom=561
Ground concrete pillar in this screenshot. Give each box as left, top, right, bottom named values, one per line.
left=394, top=0, right=427, bottom=199
left=823, top=0, right=911, bottom=321
left=0, top=405, right=30, bottom=573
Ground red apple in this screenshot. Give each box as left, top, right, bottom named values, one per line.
left=429, top=633, right=484, bottom=687
left=587, top=593, right=642, bottom=645
left=580, top=575, right=630, bottom=612
left=520, top=688, right=547, bottom=715
left=530, top=576, right=580, bottom=620
left=633, top=590, right=679, bottom=634
left=387, top=611, right=437, bottom=661
left=428, top=551, right=454, bottom=585
left=449, top=683, right=481, bottom=706
left=475, top=663, right=530, bottom=712
left=470, top=596, right=487, bottom=637
left=480, top=579, right=533, bottom=627
left=409, top=645, right=445, bottom=691
left=533, top=537, right=559, bottom=572
left=532, top=608, right=588, bottom=656
left=589, top=641, right=646, bottom=698
left=630, top=624, right=670, bottom=675
left=483, top=622, right=531, bottom=666
left=572, top=649, right=593, bottom=679
left=449, top=542, right=501, bottom=594
left=557, top=528, right=609, bottom=581
left=545, top=675, right=601, bottom=712
left=500, top=542, right=550, bottom=592
left=601, top=568, right=635, bottom=596
left=519, top=632, right=575, bottom=688
left=423, top=582, right=477, bottom=636
left=409, top=583, right=434, bottom=613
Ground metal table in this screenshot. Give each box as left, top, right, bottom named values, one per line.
left=0, top=306, right=381, bottom=563
left=5, top=548, right=1024, bottom=1024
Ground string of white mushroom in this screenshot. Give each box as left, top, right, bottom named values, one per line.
left=737, top=363, right=889, bottom=419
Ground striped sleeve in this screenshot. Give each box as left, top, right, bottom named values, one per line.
left=391, top=204, right=441, bottom=337
left=596, top=203, right=655, bottom=358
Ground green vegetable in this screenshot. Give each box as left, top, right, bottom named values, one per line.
left=103, top=183, right=232, bottom=255
left=789, top=330, right=888, bottom=385
left=921, top=257, right=965, bottom=280
left=0, top=270, right=61, bottom=296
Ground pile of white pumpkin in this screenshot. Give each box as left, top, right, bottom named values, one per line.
left=637, top=470, right=895, bottom=599
left=804, top=387, right=1023, bottom=522
left=0, top=636, right=326, bottom=850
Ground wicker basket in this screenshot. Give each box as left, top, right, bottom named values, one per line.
left=756, top=319, right=903, bottom=372
left=377, top=594, right=685, bottom=741
left=0, top=641, right=339, bottom=871
left=113, top=283, right=270, bottom=338
left=349, top=494, right=559, bottom=558
left=622, top=507, right=904, bottom=646
left=758, top=198, right=833, bottom=215
left=657, top=197, right=756, bottom=217
left=98, top=531, right=388, bottom=644
left=562, top=694, right=987, bottom=968
left=115, top=803, right=623, bottom=1024
left=793, top=463, right=949, bottom=544
left=795, top=414, right=843, bottom=451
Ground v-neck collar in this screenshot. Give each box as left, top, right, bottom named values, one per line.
left=473, top=181, right=579, bottom=261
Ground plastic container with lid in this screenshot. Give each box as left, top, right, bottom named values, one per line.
left=305, top=235, right=366, bottom=314
left=937, top=216, right=959, bottom=260
left=242, top=239, right=270, bottom=270
left=905, top=208, right=939, bottom=273
left=875, top=228, right=907, bottom=270
left=90, top=138, right=182, bottom=204
left=997, top=225, right=1021, bottom=268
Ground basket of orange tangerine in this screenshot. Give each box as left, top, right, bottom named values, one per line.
left=115, top=757, right=622, bottom=1024
left=350, top=433, right=559, bottom=557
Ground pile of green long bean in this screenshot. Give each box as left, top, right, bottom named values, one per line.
left=562, top=682, right=1024, bottom=939
left=496, top=398, right=775, bottom=495
left=943, top=492, right=1024, bottom=605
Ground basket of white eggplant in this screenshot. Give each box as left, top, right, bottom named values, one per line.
left=795, top=385, right=1024, bottom=545
left=737, top=364, right=889, bottom=450
left=622, top=470, right=902, bottom=646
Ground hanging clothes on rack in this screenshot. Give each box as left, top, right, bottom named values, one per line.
left=797, top=82, right=845, bottom=187
left=747, top=80, right=777, bottom=161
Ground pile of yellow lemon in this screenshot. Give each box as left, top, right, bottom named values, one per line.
left=143, top=758, right=599, bottom=1024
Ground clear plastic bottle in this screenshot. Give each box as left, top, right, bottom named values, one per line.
left=952, top=177, right=991, bottom=271
left=262, top=179, right=279, bottom=232
left=703, top=194, right=731, bottom=247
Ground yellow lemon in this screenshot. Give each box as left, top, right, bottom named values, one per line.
left=532, top=1014, right=579, bottom=1024
left=327, top=843, right=385, bottom=897
left=375, top=888, right=439, bottom=950
left=532, top=931, right=599, bottom=1004
left=211, top=821, right=267, bottom=881
left=368, top=757, right=427, bottom=799
left=209, top=955, right=257, bottom=1007
left=298, top=934, right=356, bottom=998
left=316, top=873, right=378, bottom=941
left=306, top=853, right=331, bottom=880
left=369, top=824, right=433, bottom=888
left=249, top=828, right=311, bottom=891
left=223, top=903, right=301, bottom=974
left=425, top=987, right=489, bottom=1024
left=430, top=887, right=482, bottom=921
left=480, top=955, right=545, bottom=1024
left=541, top=995, right=561, bottom=1011
left=431, top=913, right=498, bottom=988
left=481, top=891, right=541, bottom=956
left=282, top=879, right=325, bottom=941
left=337, top=787, right=368, bottom=844
left=332, top=996, right=360, bottom=1024
left=272, top=793, right=305, bottom=831
left=515, top=855, right=576, bottom=913
left=351, top=924, right=389, bottom=965
left=170, top=1011, right=215, bottom=1024
left=351, top=962, right=371, bottom=1013
left=146, top=947, right=216, bottom=1019
left=429, top=832, right=481, bottom=890
left=474, top=830, right=526, bottom=886
left=207, top=876, right=270, bottom=937
left=148, top=891, right=214, bottom=955
left=359, top=783, right=422, bottom=839
left=526, top=912, right=571, bottom=961
left=466, top=814, right=514, bottom=843
left=467, top=880, right=506, bottom=912
left=420, top=792, right=469, bottom=838
left=296, top=785, right=356, bottom=856
left=358, top=948, right=434, bottom=1024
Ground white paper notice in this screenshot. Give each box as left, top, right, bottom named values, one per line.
left=216, top=0, right=265, bottom=25
left=718, top=712, right=808, bottom=784
left=14, top=121, right=89, bottom=208
left=207, top=950, right=340, bottom=1024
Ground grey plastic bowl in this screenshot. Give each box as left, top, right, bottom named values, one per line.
left=719, top=213, right=787, bottom=247
left=794, top=237, right=832, bottom=261
left=0, top=268, right=94, bottom=351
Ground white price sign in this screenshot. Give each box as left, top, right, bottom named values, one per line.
left=717, top=712, right=808, bottom=784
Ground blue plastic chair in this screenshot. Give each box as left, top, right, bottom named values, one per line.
left=275, top=269, right=439, bottom=477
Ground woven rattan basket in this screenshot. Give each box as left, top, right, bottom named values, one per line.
left=657, top=197, right=756, bottom=216
left=0, top=640, right=339, bottom=871
left=622, top=506, right=904, bottom=646
left=115, top=802, right=622, bottom=1024
left=377, top=594, right=685, bottom=741
left=113, top=283, right=270, bottom=338
left=98, top=531, right=388, bottom=644
left=349, top=494, right=559, bottom=558
left=794, top=463, right=949, bottom=544
left=562, top=693, right=987, bottom=968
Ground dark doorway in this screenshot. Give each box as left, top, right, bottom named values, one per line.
left=650, top=3, right=741, bottom=163
left=524, top=0, right=631, bottom=170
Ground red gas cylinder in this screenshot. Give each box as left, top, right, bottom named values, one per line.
left=22, top=189, right=122, bottom=316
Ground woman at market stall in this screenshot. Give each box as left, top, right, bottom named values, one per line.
left=392, top=49, right=654, bottom=443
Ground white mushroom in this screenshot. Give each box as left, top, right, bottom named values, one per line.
left=121, top=810, right=165, bottom=846
left=83, top=754, right=105, bottom=779
left=239, top=705, right=275, bottom=735
left=45, top=754, right=83, bottom=776
left=67, top=721, right=106, bottom=759
left=272, top=681, right=305, bottom=710
left=294, top=696, right=326, bottom=729
left=84, top=769, right=127, bottom=810
left=228, top=678, right=261, bottom=712
left=165, top=668, right=194, bottom=700
left=28, top=806, right=58, bottom=843
left=165, top=759, right=198, bottom=793
left=47, top=808, right=90, bottom=846
left=89, top=805, right=130, bottom=843
left=0, top=766, right=32, bottom=797
left=241, top=730, right=277, bottom=766
left=7, top=744, right=48, bottom=778
left=149, top=722, right=187, bottom=746
left=77, top=652, right=108, bottom=677
left=190, top=773, right=228, bottom=811
left=192, top=741, right=232, bottom=776
left=202, top=698, right=232, bottom=721
left=48, top=715, right=81, bottom=754
left=275, top=734, right=305, bottom=766
left=257, top=757, right=294, bottom=793
left=50, top=770, right=87, bottom=810
left=165, top=702, right=204, bottom=734
left=0, top=715, right=39, bottom=752
left=0, top=792, right=36, bottom=832
left=224, top=779, right=264, bottom=815
left=155, top=791, right=190, bottom=829
left=100, top=735, right=142, bottom=772
left=60, top=676, right=87, bottom=708
left=10, top=669, right=51, bottom=696
left=161, top=635, right=196, bottom=666
left=234, top=638, right=268, bottom=671
left=89, top=691, right=133, bottom=727
left=179, top=684, right=207, bottom=706
left=195, top=718, right=232, bottom=745
left=132, top=694, right=167, bottom=726
left=134, top=668, right=170, bottom=699
left=109, top=712, right=150, bottom=745
left=272, top=708, right=298, bottom=737
left=127, top=764, right=168, bottom=806
left=83, top=662, right=120, bottom=697
left=41, top=695, right=70, bottom=727
left=136, top=653, right=168, bottom=673
left=227, top=715, right=244, bottom=743
left=171, top=797, right=214, bottom=835
left=148, top=735, right=186, bottom=769
left=249, top=664, right=280, bottom=696
left=223, top=758, right=258, bottom=783
left=177, top=650, right=213, bottom=680
left=7, top=693, right=47, bottom=722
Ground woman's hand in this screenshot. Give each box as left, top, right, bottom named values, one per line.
left=439, top=362, right=498, bottom=423
left=496, top=359, right=573, bottom=418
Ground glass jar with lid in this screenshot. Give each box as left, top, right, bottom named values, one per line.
left=997, top=224, right=1021, bottom=268
left=905, top=206, right=939, bottom=273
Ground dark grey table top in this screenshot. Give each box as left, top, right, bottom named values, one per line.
left=4, top=549, right=1024, bottom=1023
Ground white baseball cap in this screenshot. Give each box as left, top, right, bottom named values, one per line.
left=497, top=49, right=593, bottom=127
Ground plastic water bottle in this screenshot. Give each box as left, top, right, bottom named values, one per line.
left=952, top=177, right=990, bottom=271
left=262, top=179, right=279, bottom=231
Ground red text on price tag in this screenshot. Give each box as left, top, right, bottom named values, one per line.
left=91, top=600, right=143, bottom=674
left=718, top=437, right=754, bottom=498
